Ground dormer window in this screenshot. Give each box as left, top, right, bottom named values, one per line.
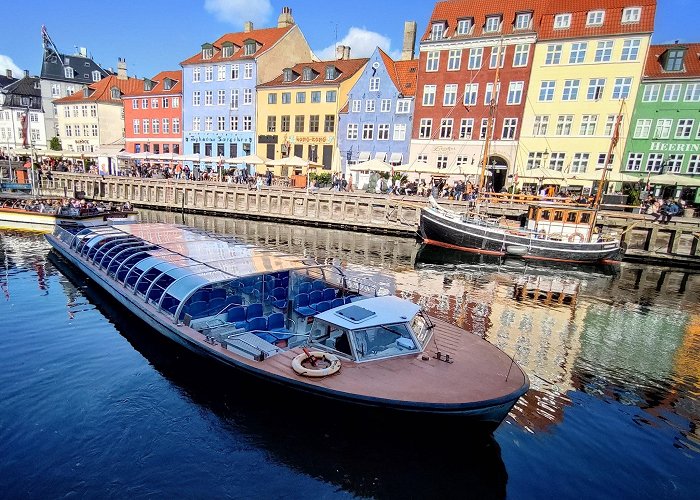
left=515, top=12, right=532, bottom=30
left=64, top=66, right=74, bottom=78
left=91, top=70, right=101, bottom=82
left=622, top=7, right=641, bottom=24
left=664, top=48, right=686, bottom=72
left=244, top=41, right=256, bottom=56
left=222, top=43, right=233, bottom=58
left=283, top=68, right=297, bottom=82
left=431, top=22, right=445, bottom=40
left=201, top=44, right=213, bottom=59
left=484, top=16, right=501, bottom=33
left=302, top=67, right=315, bottom=82
left=554, top=13, right=571, bottom=29
left=163, top=79, right=173, bottom=90
left=110, top=87, right=120, bottom=99
left=325, top=65, right=338, bottom=80
left=586, top=10, right=605, bottom=26
left=83, top=88, right=89, bottom=98
left=456, top=18, right=473, bottom=35
left=144, top=79, right=153, bottom=91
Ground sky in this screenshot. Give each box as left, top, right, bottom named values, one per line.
left=0, top=0, right=698, bottom=79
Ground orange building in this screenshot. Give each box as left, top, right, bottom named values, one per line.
left=122, top=70, right=183, bottom=155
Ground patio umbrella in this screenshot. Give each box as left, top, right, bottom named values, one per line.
left=647, top=172, right=700, bottom=187
left=175, top=153, right=202, bottom=162
left=266, top=155, right=310, bottom=167
left=348, top=158, right=393, bottom=173
left=226, top=154, right=269, bottom=165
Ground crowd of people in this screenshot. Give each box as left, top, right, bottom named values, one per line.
left=1, top=197, right=132, bottom=216
left=641, top=195, right=685, bottom=224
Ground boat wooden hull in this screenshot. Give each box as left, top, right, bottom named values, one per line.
left=420, top=208, right=621, bottom=264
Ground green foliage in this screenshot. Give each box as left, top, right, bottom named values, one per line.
left=623, top=184, right=641, bottom=206
left=49, top=136, right=62, bottom=151
left=309, top=172, right=332, bottom=186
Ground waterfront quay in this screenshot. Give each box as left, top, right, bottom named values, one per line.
left=40, top=172, right=700, bottom=267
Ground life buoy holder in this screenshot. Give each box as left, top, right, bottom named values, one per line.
left=292, top=350, right=341, bottom=377
left=568, top=232, right=585, bottom=243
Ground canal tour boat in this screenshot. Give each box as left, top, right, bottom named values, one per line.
left=45, top=222, right=529, bottom=431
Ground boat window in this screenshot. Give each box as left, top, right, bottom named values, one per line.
left=580, top=213, right=591, bottom=224
left=553, top=211, right=564, bottom=222
left=100, top=240, right=143, bottom=269
left=351, top=323, right=418, bottom=361
left=107, top=246, right=148, bottom=275
left=93, top=237, right=132, bottom=264
left=410, top=314, right=430, bottom=347
left=115, top=252, right=153, bottom=282
left=310, top=320, right=353, bottom=357
left=566, top=212, right=578, bottom=223
left=540, top=209, right=551, bottom=221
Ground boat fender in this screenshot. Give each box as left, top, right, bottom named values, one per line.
left=292, top=351, right=341, bottom=377
left=568, top=232, right=585, bottom=243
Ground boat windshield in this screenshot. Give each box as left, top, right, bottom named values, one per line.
left=351, top=323, right=418, bottom=361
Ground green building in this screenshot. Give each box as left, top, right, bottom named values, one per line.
left=622, top=43, right=700, bottom=202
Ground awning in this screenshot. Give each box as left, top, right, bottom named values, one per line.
left=374, top=152, right=387, bottom=162
left=389, top=153, right=403, bottom=165
left=358, top=151, right=370, bottom=162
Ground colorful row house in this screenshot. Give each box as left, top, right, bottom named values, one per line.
left=622, top=43, right=700, bottom=201
left=0, top=72, right=46, bottom=152
left=122, top=71, right=183, bottom=156
left=180, top=7, right=312, bottom=171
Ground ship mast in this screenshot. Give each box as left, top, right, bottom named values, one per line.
left=477, top=39, right=503, bottom=196
left=592, top=100, right=624, bottom=210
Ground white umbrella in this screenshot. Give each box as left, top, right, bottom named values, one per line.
left=647, top=172, right=700, bottom=187
left=267, top=155, right=309, bottom=167
left=348, top=158, right=393, bottom=173
left=174, top=153, right=201, bottom=162
left=226, top=154, right=269, bottom=165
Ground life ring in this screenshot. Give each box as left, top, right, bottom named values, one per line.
left=292, top=350, right=341, bottom=377
left=568, top=232, right=585, bottom=243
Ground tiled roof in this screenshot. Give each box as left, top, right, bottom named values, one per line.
left=645, top=43, right=700, bottom=80
left=421, top=0, right=548, bottom=42
left=121, top=70, right=183, bottom=96
left=378, top=48, right=419, bottom=97
left=180, top=26, right=293, bottom=65
left=538, top=0, right=656, bottom=40
left=259, top=58, right=369, bottom=87
left=53, top=74, right=142, bottom=104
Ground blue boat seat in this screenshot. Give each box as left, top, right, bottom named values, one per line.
left=322, top=288, right=336, bottom=302
left=226, top=306, right=247, bottom=328
left=312, top=280, right=325, bottom=291
left=246, top=303, right=263, bottom=321
left=298, top=282, right=312, bottom=295
left=246, top=316, right=267, bottom=332
left=293, top=293, right=317, bottom=317
left=314, top=301, right=332, bottom=313
left=207, top=297, right=226, bottom=315
left=186, top=301, right=209, bottom=319
left=331, top=298, right=345, bottom=309
left=267, top=287, right=288, bottom=310
left=267, top=312, right=288, bottom=333
left=309, top=290, right=322, bottom=305
left=226, top=295, right=243, bottom=307
left=211, top=288, right=227, bottom=300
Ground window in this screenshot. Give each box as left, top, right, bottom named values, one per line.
left=507, top=81, right=523, bottom=105
left=243, top=88, right=252, bottom=105
left=351, top=100, right=361, bottom=112
left=422, top=85, right=436, bottom=106
left=230, top=116, right=238, bottom=131
left=595, top=153, right=613, bottom=170
left=244, top=64, right=253, bottom=79
left=90, top=105, right=96, bottom=117
left=663, top=84, right=681, bottom=102
left=580, top=115, right=598, bottom=135
left=192, top=91, right=200, bottom=106
left=595, top=41, right=614, bottom=62
left=378, top=123, right=390, bottom=140
left=81, top=105, right=88, bottom=117
left=570, top=42, right=587, bottom=64
left=426, top=51, right=439, bottom=72
left=244, top=41, right=256, bottom=56
left=468, top=48, right=483, bottom=70
left=646, top=153, right=664, bottom=172
left=397, top=99, right=410, bottom=113
left=393, top=124, right=406, bottom=141
left=310, top=91, right=321, bottom=103
left=490, top=46, right=505, bottom=68
left=419, top=118, right=432, bottom=139
left=218, top=90, right=226, bottom=106
left=562, top=79, right=580, bottom=101
left=66, top=85, right=75, bottom=95
left=484, top=83, right=500, bottom=105
left=513, top=44, right=530, bottom=67
left=143, top=119, right=150, bottom=134
left=526, top=152, right=544, bottom=169
left=459, top=118, right=474, bottom=139
left=204, top=116, right=213, bottom=131
left=675, top=119, right=694, bottom=139
left=539, top=81, right=555, bottom=101
left=202, top=46, right=213, bottom=59
left=685, top=83, right=700, bottom=102
left=302, top=67, right=314, bottom=82
left=173, top=119, right=180, bottom=134
left=325, top=66, right=337, bottom=80
left=296, top=92, right=306, bottom=104
left=191, top=117, right=200, bottom=131
left=380, top=99, right=391, bottom=112
left=612, top=77, right=632, bottom=99
left=664, top=49, right=685, bottom=72
left=163, top=97, right=169, bottom=108
left=294, top=115, right=305, bottom=132
left=626, top=153, right=644, bottom=171
left=464, top=83, right=478, bottom=106
left=347, top=123, right=358, bottom=140
left=549, top=152, right=565, bottom=171
left=192, top=68, right=201, bottom=83
left=556, top=115, right=573, bottom=135
left=163, top=119, right=170, bottom=134
left=326, top=91, right=337, bottom=102
left=621, top=39, right=641, bottom=61
left=443, top=84, right=458, bottom=106
left=634, top=119, right=652, bottom=139
left=587, top=78, right=606, bottom=100
left=440, top=119, right=453, bottom=139
left=281, top=92, right=291, bottom=104
left=479, top=118, right=494, bottom=140
left=91, top=124, right=98, bottom=136
left=485, top=15, right=501, bottom=33
left=309, top=115, right=319, bottom=132
left=362, top=123, right=374, bottom=140
left=281, top=115, right=290, bottom=132
left=324, top=115, right=335, bottom=133
left=217, top=65, right=226, bottom=81
left=222, top=45, right=233, bottom=58
left=64, top=66, right=74, bottom=78
left=365, top=100, right=375, bottom=112
left=64, top=125, right=72, bottom=137
left=204, top=90, right=213, bottom=105
left=431, top=22, right=445, bottom=40
left=456, top=19, right=473, bottom=35
left=654, top=119, right=672, bottom=139
left=268, top=93, right=277, bottom=105
left=133, top=119, right=140, bottom=135
left=533, top=115, right=549, bottom=136
left=231, top=65, right=239, bottom=79
left=545, top=44, right=562, bottom=65
left=666, top=154, right=683, bottom=172
left=622, top=7, right=641, bottom=23
left=571, top=153, right=589, bottom=173
left=447, top=49, right=462, bottom=71
left=111, top=88, right=120, bottom=99
left=643, top=84, right=660, bottom=102
left=172, top=97, right=179, bottom=108
left=688, top=154, right=700, bottom=173
left=149, top=119, right=159, bottom=134
left=239, top=116, right=250, bottom=131
left=554, top=14, right=571, bottom=29
left=515, top=12, right=532, bottom=30
left=267, top=116, right=276, bottom=133
left=502, top=118, right=517, bottom=139
left=63, top=107, right=70, bottom=118
left=204, top=66, right=213, bottom=81
left=587, top=10, right=605, bottom=26
left=51, top=83, right=61, bottom=97
left=369, top=77, right=380, bottom=91
left=436, top=156, right=448, bottom=169
left=231, top=89, right=239, bottom=109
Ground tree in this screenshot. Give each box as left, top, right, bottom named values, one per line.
left=49, top=136, right=61, bottom=151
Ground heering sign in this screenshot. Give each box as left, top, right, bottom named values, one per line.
left=650, top=142, right=700, bottom=152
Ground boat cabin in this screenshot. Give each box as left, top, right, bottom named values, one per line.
left=525, top=205, right=597, bottom=242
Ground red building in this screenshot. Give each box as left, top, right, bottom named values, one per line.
left=122, top=71, right=183, bottom=155
left=410, top=0, right=545, bottom=190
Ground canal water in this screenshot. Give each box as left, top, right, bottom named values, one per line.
left=1, top=210, right=699, bottom=499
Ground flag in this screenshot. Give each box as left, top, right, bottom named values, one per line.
left=21, top=108, right=30, bottom=148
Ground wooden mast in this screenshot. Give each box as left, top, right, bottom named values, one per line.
left=477, top=39, right=503, bottom=196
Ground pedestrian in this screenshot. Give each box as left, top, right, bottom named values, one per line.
left=347, top=175, right=354, bottom=192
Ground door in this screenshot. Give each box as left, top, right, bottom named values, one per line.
left=322, top=145, right=332, bottom=170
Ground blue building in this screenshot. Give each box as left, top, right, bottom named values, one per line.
left=179, top=7, right=312, bottom=171
left=338, top=47, right=418, bottom=175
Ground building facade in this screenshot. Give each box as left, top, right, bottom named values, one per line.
left=621, top=43, right=700, bottom=201
left=180, top=7, right=312, bottom=170
left=0, top=73, right=47, bottom=152
left=39, top=28, right=110, bottom=142
left=122, top=71, right=183, bottom=155
left=410, top=0, right=543, bottom=190
left=338, top=45, right=418, bottom=173
left=517, top=0, right=656, bottom=192
left=257, top=51, right=367, bottom=174
left=53, top=61, right=140, bottom=154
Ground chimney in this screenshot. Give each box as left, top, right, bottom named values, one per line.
left=336, top=45, right=350, bottom=60
left=244, top=21, right=254, bottom=32
left=401, top=21, right=417, bottom=61
left=117, top=57, right=127, bottom=80
left=79, top=47, right=87, bottom=57
left=344, top=46, right=351, bottom=60
left=24, top=69, right=29, bottom=78
left=5, top=69, right=12, bottom=79
left=278, top=6, right=295, bottom=28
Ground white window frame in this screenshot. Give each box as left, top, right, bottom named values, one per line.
left=447, top=49, right=462, bottom=71
left=539, top=81, right=555, bottom=102
left=562, top=79, right=580, bottom=101
left=513, top=44, right=530, bottom=67
left=633, top=119, right=652, bottom=139
left=443, top=84, right=458, bottom=106
left=422, top=85, right=436, bottom=106
left=586, top=10, right=605, bottom=26
left=507, top=81, right=523, bottom=105
left=626, top=152, right=644, bottom=171
left=643, top=84, right=660, bottom=102
left=594, top=41, right=614, bottom=62
left=554, top=14, right=571, bottom=29
left=569, top=42, right=587, bottom=64
left=426, top=51, right=440, bottom=72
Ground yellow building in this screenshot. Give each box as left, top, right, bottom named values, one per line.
left=516, top=1, right=656, bottom=193
left=256, top=51, right=367, bottom=175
